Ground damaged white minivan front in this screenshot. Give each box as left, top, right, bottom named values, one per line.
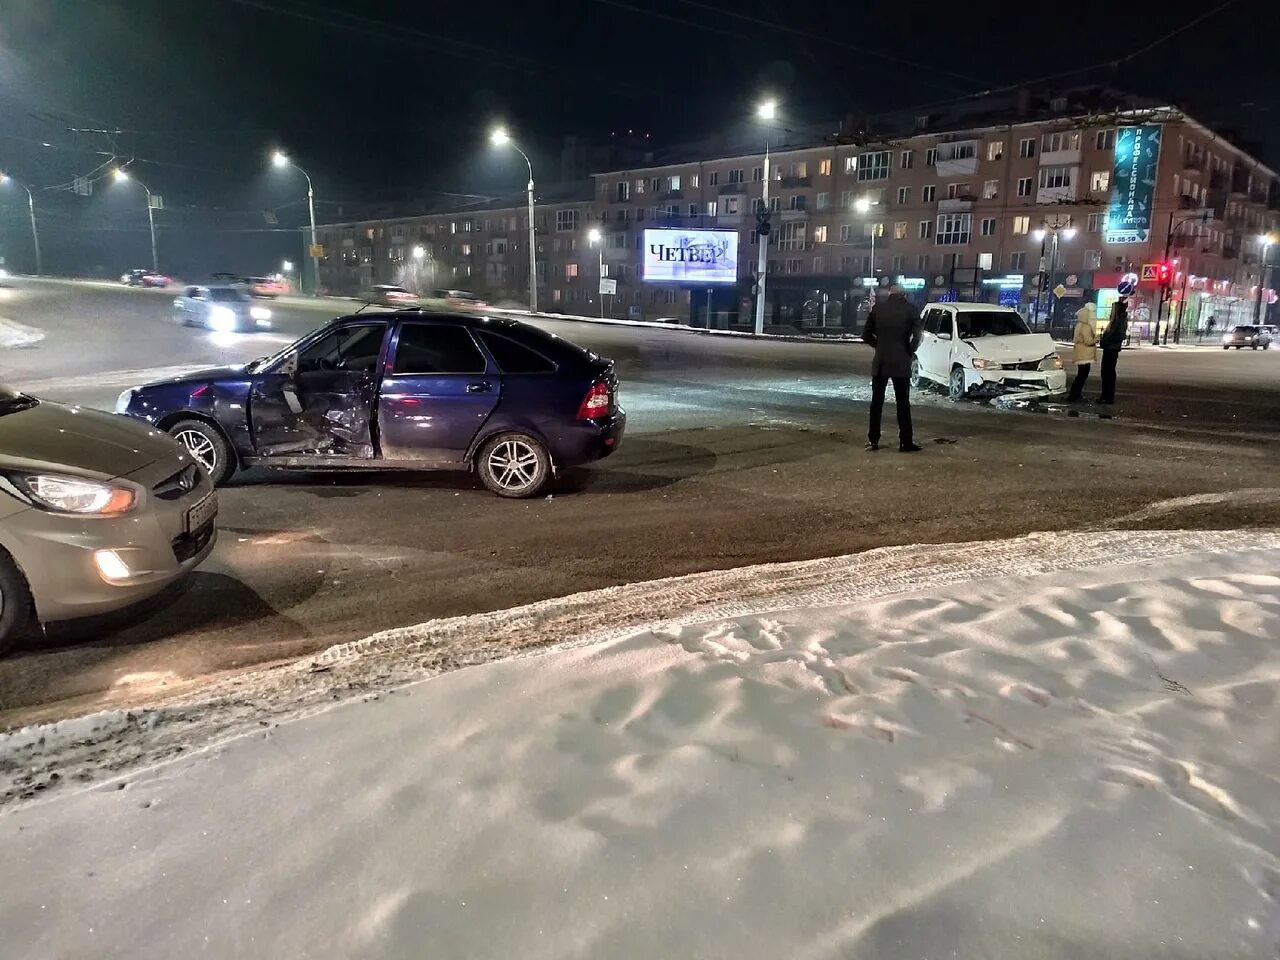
left=910, top=303, right=1066, bottom=400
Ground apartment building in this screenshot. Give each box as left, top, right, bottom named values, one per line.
left=318, top=89, right=1280, bottom=334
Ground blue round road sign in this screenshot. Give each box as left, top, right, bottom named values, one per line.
left=1117, top=273, right=1139, bottom=296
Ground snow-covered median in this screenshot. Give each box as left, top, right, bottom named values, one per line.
left=4, top=529, right=1280, bottom=958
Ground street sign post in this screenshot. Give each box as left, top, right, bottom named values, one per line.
left=309, top=243, right=324, bottom=258
left=599, top=277, right=617, bottom=295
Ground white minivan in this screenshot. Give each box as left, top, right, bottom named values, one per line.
left=911, top=303, right=1066, bottom=399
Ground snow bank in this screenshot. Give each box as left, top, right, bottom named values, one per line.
left=0, top=316, right=44, bottom=348
left=3, top=530, right=1280, bottom=958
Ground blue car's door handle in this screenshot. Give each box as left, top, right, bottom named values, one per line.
left=466, top=382, right=493, bottom=394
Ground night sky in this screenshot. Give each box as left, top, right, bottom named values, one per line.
left=0, top=0, right=1275, bottom=273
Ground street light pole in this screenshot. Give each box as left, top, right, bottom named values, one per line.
left=588, top=228, right=604, bottom=318
left=1, top=174, right=41, bottom=275
left=1031, top=216, right=1075, bottom=332
left=753, top=98, right=778, bottom=337
left=1255, top=234, right=1275, bottom=327
left=113, top=168, right=158, bottom=272
left=491, top=128, right=538, bottom=314
left=272, top=152, right=318, bottom=296
left=854, top=196, right=879, bottom=306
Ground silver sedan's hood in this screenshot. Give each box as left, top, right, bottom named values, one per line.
left=0, top=399, right=184, bottom=480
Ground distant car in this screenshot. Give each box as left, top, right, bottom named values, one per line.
left=0, top=384, right=216, bottom=653
left=912, top=303, right=1066, bottom=399
left=173, top=285, right=273, bottom=332
left=247, top=276, right=287, bottom=298
left=364, top=284, right=418, bottom=307
left=419, top=289, right=488, bottom=312
left=116, top=312, right=626, bottom=498
left=121, top=268, right=171, bottom=288
left=1222, top=324, right=1273, bottom=350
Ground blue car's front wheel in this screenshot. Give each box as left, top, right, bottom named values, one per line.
left=477, top=433, right=551, bottom=499
left=169, top=418, right=235, bottom=486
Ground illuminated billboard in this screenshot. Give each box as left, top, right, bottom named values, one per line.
left=642, top=228, right=738, bottom=284
left=1104, top=125, right=1162, bottom=245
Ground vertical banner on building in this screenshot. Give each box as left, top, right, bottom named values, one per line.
left=1104, top=125, right=1162, bottom=245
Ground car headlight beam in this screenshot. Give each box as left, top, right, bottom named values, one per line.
left=1039, top=354, right=1064, bottom=371
left=209, top=305, right=236, bottom=331
left=250, top=306, right=272, bottom=321
left=8, top=474, right=136, bottom=515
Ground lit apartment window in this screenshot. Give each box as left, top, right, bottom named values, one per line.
left=987, top=142, right=1004, bottom=161
left=450, top=221, right=458, bottom=234
left=565, top=262, right=579, bottom=279
left=669, top=175, right=681, bottom=191
left=816, top=192, right=830, bottom=210
left=460, top=243, right=472, bottom=256
left=1019, top=138, right=1036, bottom=159
left=844, top=156, right=858, bottom=174
left=1086, top=213, right=1103, bottom=232
left=922, top=185, right=936, bottom=202
left=1041, top=131, right=1081, bottom=153
left=978, top=252, right=993, bottom=270
left=925, top=148, right=938, bottom=166
left=818, top=158, right=832, bottom=176
left=1017, top=177, right=1033, bottom=197
left=1084, top=249, right=1102, bottom=269
left=1010, top=251, right=1027, bottom=271
left=635, top=179, right=645, bottom=195
left=936, top=213, right=971, bottom=245
left=897, top=187, right=909, bottom=204
left=982, top=180, right=999, bottom=199
left=1038, top=166, right=1071, bottom=190
left=857, top=151, right=890, bottom=181
left=1089, top=170, right=1110, bottom=192
left=813, top=225, right=828, bottom=243
left=867, top=222, right=884, bottom=237
left=893, top=221, right=908, bottom=240
left=723, top=196, right=740, bottom=215
left=901, top=150, right=914, bottom=169
left=704, top=200, right=718, bottom=216
left=919, top=220, right=934, bottom=240
left=1013, top=215, right=1031, bottom=234
left=981, top=217, right=996, bottom=236
left=1095, top=129, right=1116, bottom=150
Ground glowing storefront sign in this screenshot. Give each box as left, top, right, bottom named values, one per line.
left=642, top=228, right=738, bottom=283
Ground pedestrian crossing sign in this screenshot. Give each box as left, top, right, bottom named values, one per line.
left=1140, top=263, right=1159, bottom=281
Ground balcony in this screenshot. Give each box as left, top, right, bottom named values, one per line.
left=657, top=189, right=684, bottom=201
left=935, top=140, right=978, bottom=177
left=717, top=183, right=746, bottom=196
left=1039, top=146, right=1082, bottom=167
left=780, top=209, right=809, bottom=222
left=778, top=175, right=811, bottom=188
left=937, top=197, right=974, bottom=213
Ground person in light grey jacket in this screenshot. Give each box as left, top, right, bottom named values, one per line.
left=861, top=285, right=923, bottom=452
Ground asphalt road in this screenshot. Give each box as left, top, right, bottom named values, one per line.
left=2, top=277, right=1280, bottom=725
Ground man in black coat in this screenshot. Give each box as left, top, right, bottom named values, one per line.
left=861, top=285, right=923, bottom=452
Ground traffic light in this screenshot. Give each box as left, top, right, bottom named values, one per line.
left=1157, top=261, right=1172, bottom=286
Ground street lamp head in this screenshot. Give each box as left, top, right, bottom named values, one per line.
left=490, top=127, right=511, bottom=147
left=282, top=259, right=294, bottom=272
left=854, top=197, right=872, bottom=214
left=271, top=150, right=289, bottom=168
left=1261, top=233, right=1278, bottom=247
left=411, top=245, right=425, bottom=260
left=113, top=168, right=129, bottom=182
left=756, top=98, right=778, bottom=121
left=1031, top=228, right=1046, bottom=242
left=587, top=227, right=602, bottom=244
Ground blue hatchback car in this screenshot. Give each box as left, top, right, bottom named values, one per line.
left=116, top=312, right=626, bottom=498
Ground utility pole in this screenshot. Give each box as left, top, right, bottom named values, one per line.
left=1, top=175, right=41, bottom=275
left=1256, top=234, right=1275, bottom=327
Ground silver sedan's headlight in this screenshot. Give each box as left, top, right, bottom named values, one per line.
left=115, top=388, right=136, bottom=414
left=6, top=473, right=137, bottom=515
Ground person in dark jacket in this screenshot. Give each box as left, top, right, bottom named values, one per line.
left=861, top=285, right=923, bottom=451
left=1097, top=298, right=1129, bottom=404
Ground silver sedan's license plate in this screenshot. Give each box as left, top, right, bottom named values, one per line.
left=185, top=492, right=218, bottom=533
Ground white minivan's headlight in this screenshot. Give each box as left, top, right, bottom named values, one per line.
left=7, top=474, right=136, bottom=514
left=250, top=306, right=272, bottom=321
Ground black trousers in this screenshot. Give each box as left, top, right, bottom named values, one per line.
left=1100, top=350, right=1119, bottom=402
left=869, top=375, right=912, bottom=446
left=1067, top=362, right=1091, bottom=401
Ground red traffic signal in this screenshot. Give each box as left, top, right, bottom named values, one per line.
left=1156, top=261, right=1173, bottom=286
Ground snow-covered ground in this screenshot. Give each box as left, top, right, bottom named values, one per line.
left=0, top=315, right=45, bottom=348
left=4, top=529, right=1280, bottom=958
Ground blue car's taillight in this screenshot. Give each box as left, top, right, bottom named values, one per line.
left=577, top=382, right=611, bottom=420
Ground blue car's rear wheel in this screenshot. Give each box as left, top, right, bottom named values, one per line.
left=477, top=433, right=551, bottom=498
